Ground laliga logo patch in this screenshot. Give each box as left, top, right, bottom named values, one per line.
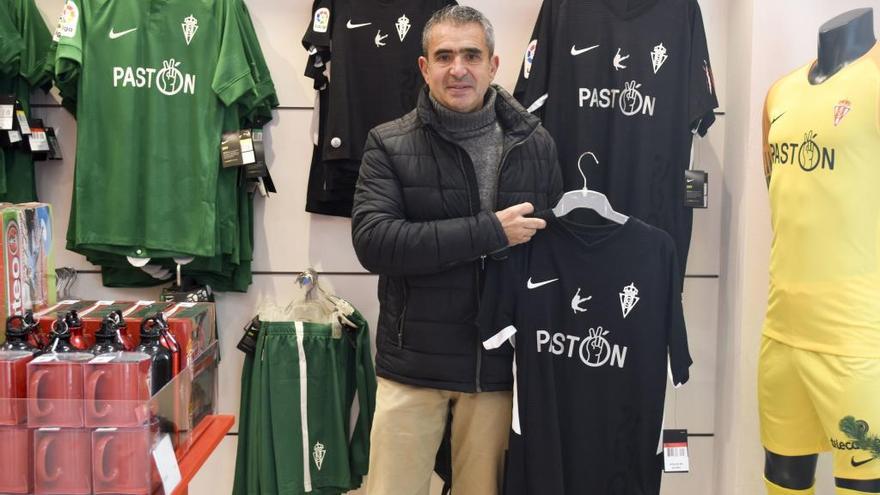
left=313, top=7, right=330, bottom=33
left=524, top=39, right=537, bottom=79
left=55, top=0, right=79, bottom=40
left=833, top=100, right=851, bottom=127
left=182, top=15, right=198, bottom=46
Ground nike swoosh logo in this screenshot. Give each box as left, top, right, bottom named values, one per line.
left=851, top=456, right=877, bottom=468
left=527, top=277, right=559, bottom=289
left=108, top=27, right=137, bottom=39
left=770, top=112, right=786, bottom=126
left=346, top=20, right=372, bottom=29
left=571, top=44, right=600, bottom=56
left=686, top=178, right=694, bottom=183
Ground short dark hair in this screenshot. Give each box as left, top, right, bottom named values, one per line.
left=422, top=5, right=495, bottom=56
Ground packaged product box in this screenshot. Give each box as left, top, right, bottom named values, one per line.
left=125, top=301, right=217, bottom=371
left=34, top=300, right=156, bottom=351
left=15, top=203, right=55, bottom=313
left=0, top=203, right=55, bottom=344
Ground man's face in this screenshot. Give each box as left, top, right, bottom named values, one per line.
left=419, top=22, right=499, bottom=113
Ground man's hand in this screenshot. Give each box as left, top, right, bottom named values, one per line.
left=495, top=202, right=547, bottom=246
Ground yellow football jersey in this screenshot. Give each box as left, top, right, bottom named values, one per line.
left=763, top=42, right=880, bottom=358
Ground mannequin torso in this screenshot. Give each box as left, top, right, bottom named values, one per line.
left=809, top=8, right=876, bottom=84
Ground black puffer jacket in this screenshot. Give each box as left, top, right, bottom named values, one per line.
left=352, top=85, right=563, bottom=392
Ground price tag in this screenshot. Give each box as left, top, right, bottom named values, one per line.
left=7, top=130, right=21, bottom=144
left=15, top=110, right=30, bottom=135
left=29, top=128, right=50, bottom=152
left=684, top=170, right=708, bottom=208
left=0, top=97, right=14, bottom=130
left=152, top=434, right=182, bottom=494
left=662, top=429, right=690, bottom=473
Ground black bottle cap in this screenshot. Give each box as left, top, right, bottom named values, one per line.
left=140, top=312, right=168, bottom=339
left=64, top=310, right=83, bottom=329
left=96, top=310, right=124, bottom=339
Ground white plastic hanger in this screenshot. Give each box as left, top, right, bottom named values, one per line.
left=551, top=152, right=628, bottom=224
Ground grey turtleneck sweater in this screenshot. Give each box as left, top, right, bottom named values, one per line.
left=430, top=88, right=504, bottom=211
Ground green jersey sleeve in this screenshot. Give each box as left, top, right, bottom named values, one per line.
left=53, top=0, right=83, bottom=97
left=211, top=0, right=255, bottom=106
left=13, top=0, right=52, bottom=89
left=0, top=8, right=24, bottom=76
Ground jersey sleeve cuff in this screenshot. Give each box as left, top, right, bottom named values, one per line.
left=55, top=42, right=83, bottom=67
left=215, top=70, right=257, bottom=107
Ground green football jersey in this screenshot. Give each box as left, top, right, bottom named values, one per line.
left=0, top=0, right=52, bottom=202
left=55, top=0, right=256, bottom=258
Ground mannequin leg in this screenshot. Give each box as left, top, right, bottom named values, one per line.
left=765, top=450, right=818, bottom=491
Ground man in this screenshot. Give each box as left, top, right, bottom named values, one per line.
left=351, top=5, right=563, bottom=494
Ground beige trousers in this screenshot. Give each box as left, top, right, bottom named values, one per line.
left=365, top=377, right=513, bottom=495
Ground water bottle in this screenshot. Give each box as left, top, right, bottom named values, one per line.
left=47, top=316, right=76, bottom=353
left=66, top=310, right=88, bottom=350
left=90, top=310, right=125, bottom=355
left=135, top=314, right=173, bottom=395
left=2, top=314, right=41, bottom=353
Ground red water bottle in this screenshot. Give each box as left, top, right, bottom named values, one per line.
left=66, top=310, right=89, bottom=351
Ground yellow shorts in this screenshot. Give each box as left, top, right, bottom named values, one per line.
left=759, top=336, right=880, bottom=480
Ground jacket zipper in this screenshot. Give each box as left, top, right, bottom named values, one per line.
left=452, top=146, right=487, bottom=393
left=397, top=282, right=408, bottom=348
left=475, top=127, right=539, bottom=391
left=437, top=126, right=538, bottom=392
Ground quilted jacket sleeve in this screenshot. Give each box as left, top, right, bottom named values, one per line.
left=351, top=129, right=509, bottom=277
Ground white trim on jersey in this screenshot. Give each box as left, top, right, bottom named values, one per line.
left=295, top=321, right=313, bottom=492
left=483, top=325, right=522, bottom=435
left=656, top=408, right=666, bottom=455
left=668, top=355, right=684, bottom=388
left=527, top=93, right=550, bottom=114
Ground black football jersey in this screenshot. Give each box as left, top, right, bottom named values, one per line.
left=514, top=0, right=718, bottom=270
left=481, top=215, right=691, bottom=495
left=302, top=0, right=455, bottom=162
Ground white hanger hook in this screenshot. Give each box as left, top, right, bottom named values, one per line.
left=576, top=152, right=599, bottom=190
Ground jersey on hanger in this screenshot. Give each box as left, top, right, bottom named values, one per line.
left=481, top=216, right=691, bottom=494
left=762, top=42, right=880, bottom=358
left=514, top=0, right=718, bottom=270
left=301, top=0, right=455, bottom=163
left=0, top=0, right=53, bottom=202
left=54, top=0, right=255, bottom=258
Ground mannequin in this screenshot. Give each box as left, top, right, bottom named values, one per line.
left=761, top=7, right=879, bottom=495
left=808, top=8, right=876, bottom=84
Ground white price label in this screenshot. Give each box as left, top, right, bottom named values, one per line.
left=152, top=434, right=182, bottom=494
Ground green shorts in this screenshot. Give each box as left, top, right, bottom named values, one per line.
left=234, top=315, right=376, bottom=495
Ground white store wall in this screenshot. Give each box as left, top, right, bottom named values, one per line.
left=18, top=0, right=797, bottom=492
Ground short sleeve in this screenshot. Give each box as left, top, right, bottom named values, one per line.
left=513, top=0, right=555, bottom=116
left=687, top=1, right=719, bottom=136
left=664, top=237, right=692, bottom=386
left=212, top=0, right=256, bottom=106
left=53, top=0, right=83, bottom=95
left=0, top=9, right=24, bottom=75
left=15, top=0, right=52, bottom=89
left=302, top=0, right=332, bottom=53
left=302, top=0, right=332, bottom=88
